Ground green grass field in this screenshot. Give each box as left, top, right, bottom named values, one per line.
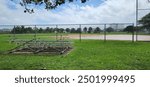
left=0, top=34, right=150, bottom=70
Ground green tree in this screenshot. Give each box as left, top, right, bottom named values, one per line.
left=45, top=27, right=50, bottom=33
left=11, top=26, right=16, bottom=34
left=26, top=27, right=34, bottom=33
left=21, top=25, right=26, bottom=33
left=70, top=28, right=76, bottom=33
left=94, top=27, right=101, bottom=33
left=139, top=13, right=150, bottom=33
left=59, top=28, right=64, bottom=33
left=65, top=28, right=70, bottom=33
left=76, top=28, right=81, bottom=33
left=83, top=27, right=87, bottom=33
left=11, top=26, right=25, bottom=34
left=38, top=28, right=44, bottom=33
left=123, top=26, right=134, bottom=33
left=50, top=28, right=54, bottom=33
left=106, top=27, right=114, bottom=33
left=11, top=0, right=87, bottom=13
left=88, top=27, right=93, bottom=33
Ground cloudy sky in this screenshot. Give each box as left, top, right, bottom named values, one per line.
left=0, top=0, right=150, bottom=25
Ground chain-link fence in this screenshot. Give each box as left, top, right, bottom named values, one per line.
left=136, top=0, right=150, bottom=41
left=1, top=23, right=150, bottom=42
left=1, top=23, right=150, bottom=54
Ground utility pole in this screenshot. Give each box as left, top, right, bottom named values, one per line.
left=135, top=0, right=138, bottom=41
left=79, top=24, right=82, bottom=42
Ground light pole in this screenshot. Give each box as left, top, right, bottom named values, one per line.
left=135, top=0, right=138, bottom=42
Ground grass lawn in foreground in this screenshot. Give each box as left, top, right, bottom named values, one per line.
left=0, top=34, right=150, bottom=70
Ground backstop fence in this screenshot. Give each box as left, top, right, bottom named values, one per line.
left=0, top=23, right=150, bottom=42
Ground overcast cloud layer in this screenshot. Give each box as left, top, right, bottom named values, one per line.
left=0, top=0, right=150, bottom=25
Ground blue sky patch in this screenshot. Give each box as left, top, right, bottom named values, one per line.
left=1, top=0, right=142, bottom=25
left=50, top=0, right=104, bottom=13
left=6, top=0, right=18, bottom=10
left=7, top=0, right=104, bottom=12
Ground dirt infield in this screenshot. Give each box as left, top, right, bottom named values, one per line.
left=68, top=34, right=150, bottom=41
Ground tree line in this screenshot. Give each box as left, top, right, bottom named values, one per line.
left=0, top=25, right=136, bottom=34
left=10, top=26, right=104, bottom=34
left=10, top=25, right=137, bottom=34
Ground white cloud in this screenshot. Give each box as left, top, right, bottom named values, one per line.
left=0, top=0, right=150, bottom=25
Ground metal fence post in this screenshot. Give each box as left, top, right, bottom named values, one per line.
left=56, top=25, right=58, bottom=41
left=132, top=23, right=135, bottom=42
left=135, top=0, right=138, bottom=42
left=13, top=25, right=16, bottom=41
left=34, top=25, right=37, bottom=40
left=104, top=24, right=106, bottom=42
left=79, top=24, right=81, bottom=42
